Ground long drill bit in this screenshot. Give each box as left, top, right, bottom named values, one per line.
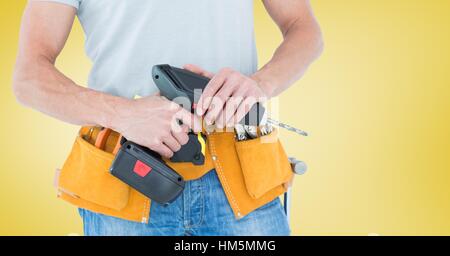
left=266, top=118, right=308, bottom=137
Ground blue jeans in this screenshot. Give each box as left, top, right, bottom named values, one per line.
left=79, top=170, right=290, bottom=236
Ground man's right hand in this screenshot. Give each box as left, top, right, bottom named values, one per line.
left=111, top=95, right=202, bottom=158
left=13, top=2, right=203, bottom=159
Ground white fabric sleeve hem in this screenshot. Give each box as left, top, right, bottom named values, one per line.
left=34, top=0, right=80, bottom=9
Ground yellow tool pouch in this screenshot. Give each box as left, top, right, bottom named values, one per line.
left=56, top=126, right=294, bottom=222
left=56, top=127, right=151, bottom=223
left=234, top=130, right=293, bottom=199
left=58, top=131, right=130, bottom=211
left=206, top=129, right=293, bottom=218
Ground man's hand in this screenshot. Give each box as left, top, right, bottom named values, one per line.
left=13, top=2, right=205, bottom=159
left=110, top=95, right=202, bottom=158
left=183, top=0, right=323, bottom=129
left=184, top=64, right=268, bottom=129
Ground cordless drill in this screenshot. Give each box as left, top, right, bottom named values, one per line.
left=110, top=65, right=265, bottom=204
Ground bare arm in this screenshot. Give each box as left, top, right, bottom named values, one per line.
left=13, top=1, right=123, bottom=127
left=185, top=0, right=323, bottom=128
left=254, top=0, right=324, bottom=97
left=13, top=1, right=198, bottom=157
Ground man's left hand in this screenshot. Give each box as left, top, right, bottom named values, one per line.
left=184, top=64, right=268, bottom=129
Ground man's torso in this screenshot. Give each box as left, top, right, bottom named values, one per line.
left=72, top=0, right=257, bottom=97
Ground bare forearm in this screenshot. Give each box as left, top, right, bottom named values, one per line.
left=13, top=1, right=197, bottom=158
left=13, top=56, right=127, bottom=128
left=253, top=14, right=323, bottom=97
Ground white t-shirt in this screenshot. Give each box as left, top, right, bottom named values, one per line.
left=42, top=0, right=258, bottom=98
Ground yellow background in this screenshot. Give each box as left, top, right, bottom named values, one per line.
left=1, top=0, right=449, bottom=235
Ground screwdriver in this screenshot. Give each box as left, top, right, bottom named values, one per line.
left=234, top=124, right=248, bottom=141
left=243, top=125, right=258, bottom=139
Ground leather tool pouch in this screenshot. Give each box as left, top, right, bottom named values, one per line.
left=57, top=129, right=130, bottom=211
left=234, top=129, right=293, bottom=199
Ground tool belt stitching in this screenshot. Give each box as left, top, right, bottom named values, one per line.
left=142, top=199, right=150, bottom=223
left=209, top=134, right=242, bottom=215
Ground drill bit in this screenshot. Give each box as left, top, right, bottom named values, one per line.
left=266, top=118, right=308, bottom=137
